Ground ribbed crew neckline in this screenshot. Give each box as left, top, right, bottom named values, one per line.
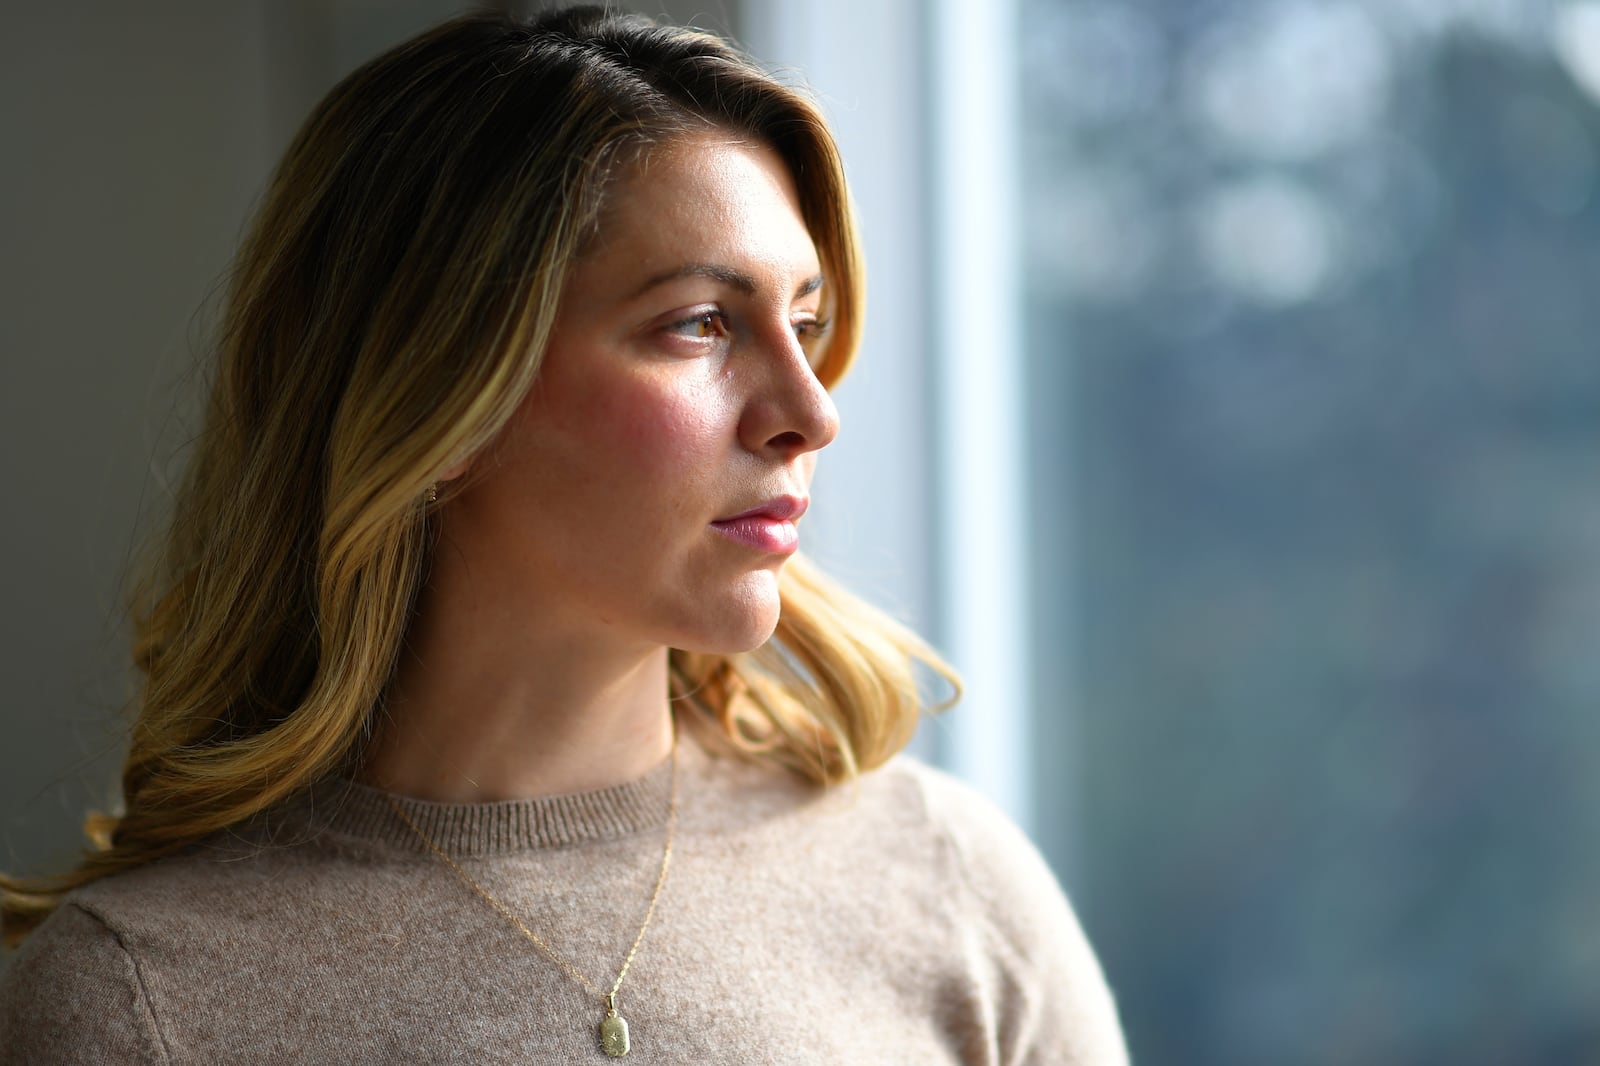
left=291, top=752, right=677, bottom=858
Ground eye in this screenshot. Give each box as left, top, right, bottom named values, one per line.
left=792, top=315, right=831, bottom=343
left=667, top=309, right=731, bottom=340
left=792, top=315, right=833, bottom=365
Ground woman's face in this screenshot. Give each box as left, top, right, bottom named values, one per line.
left=441, top=134, right=839, bottom=657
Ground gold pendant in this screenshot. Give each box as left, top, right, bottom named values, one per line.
left=600, top=1008, right=630, bottom=1057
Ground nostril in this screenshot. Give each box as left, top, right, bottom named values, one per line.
left=767, top=429, right=808, bottom=453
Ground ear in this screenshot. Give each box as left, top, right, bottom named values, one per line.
left=438, top=456, right=472, bottom=483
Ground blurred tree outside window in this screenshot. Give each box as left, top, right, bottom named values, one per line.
left=1020, top=1, right=1600, bottom=1063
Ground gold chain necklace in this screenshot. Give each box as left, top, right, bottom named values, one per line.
left=383, top=725, right=679, bottom=1059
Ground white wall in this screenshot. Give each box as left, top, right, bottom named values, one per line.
left=2, top=2, right=281, bottom=880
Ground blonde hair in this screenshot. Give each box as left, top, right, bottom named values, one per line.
left=1, top=7, right=955, bottom=947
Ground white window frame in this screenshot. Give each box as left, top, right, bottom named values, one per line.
left=744, top=0, right=1037, bottom=833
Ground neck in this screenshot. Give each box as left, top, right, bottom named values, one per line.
left=360, top=580, right=675, bottom=804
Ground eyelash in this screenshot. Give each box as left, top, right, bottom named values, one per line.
left=667, top=310, right=732, bottom=341
left=794, top=316, right=832, bottom=345
left=665, top=310, right=832, bottom=346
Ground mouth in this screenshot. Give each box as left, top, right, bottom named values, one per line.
left=710, top=495, right=808, bottom=554
left=714, top=495, right=809, bottom=524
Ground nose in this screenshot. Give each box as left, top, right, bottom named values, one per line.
left=737, top=326, right=840, bottom=461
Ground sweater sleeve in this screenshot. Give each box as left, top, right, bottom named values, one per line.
left=914, top=765, right=1131, bottom=1066
left=0, top=902, right=169, bottom=1065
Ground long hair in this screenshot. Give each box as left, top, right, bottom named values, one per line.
left=1, top=6, right=955, bottom=947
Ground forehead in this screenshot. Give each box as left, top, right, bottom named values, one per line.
left=573, top=135, right=822, bottom=293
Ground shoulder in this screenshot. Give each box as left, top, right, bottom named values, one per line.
left=0, top=826, right=387, bottom=1065
left=0, top=901, right=169, bottom=1064
left=0, top=839, right=283, bottom=1065
left=868, top=757, right=1131, bottom=1065
left=868, top=758, right=1077, bottom=940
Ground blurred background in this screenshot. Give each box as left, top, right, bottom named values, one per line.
left=4, top=1, right=1599, bottom=1062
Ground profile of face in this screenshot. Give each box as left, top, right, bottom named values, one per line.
left=437, top=134, right=840, bottom=658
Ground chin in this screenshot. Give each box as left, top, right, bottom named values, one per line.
left=678, top=582, right=782, bottom=655
left=687, top=613, right=781, bottom=656
left=734, top=613, right=783, bottom=653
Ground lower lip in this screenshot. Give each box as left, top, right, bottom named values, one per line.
left=710, top=517, right=800, bottom=554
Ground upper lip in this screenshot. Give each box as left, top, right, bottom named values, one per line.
left=713, top=495, right=809, bottom=523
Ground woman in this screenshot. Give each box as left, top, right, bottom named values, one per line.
left=0, top=8, right=1127, bottom=1063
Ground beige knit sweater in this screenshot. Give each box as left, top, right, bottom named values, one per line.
left=0, top=739, right=1128, bottom=1064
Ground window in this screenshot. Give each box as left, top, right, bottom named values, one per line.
left=757, top=1, right=1600, bottom=1061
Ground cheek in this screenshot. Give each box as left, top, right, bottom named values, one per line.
left=578, top=374, right=730, bottom=475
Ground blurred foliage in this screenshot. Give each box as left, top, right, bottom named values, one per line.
left=1021, top=2, right=1600, bottom=1063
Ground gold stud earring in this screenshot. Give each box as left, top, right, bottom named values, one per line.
left=425, top=484, right=439, bottom=504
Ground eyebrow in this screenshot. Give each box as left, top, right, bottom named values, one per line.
left=631, top=263, right=824, bottom=301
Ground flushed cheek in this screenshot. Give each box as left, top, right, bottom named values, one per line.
left=632, top=388, right=723, bottom=455
left=579, top=376, right=731, bottom=483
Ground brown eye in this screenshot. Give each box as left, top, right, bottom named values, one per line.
left=793, top=316, right=833, bottom=366
left=792, top=317, right=831, bottom=343
left=669, top=309, right=730, bottom=340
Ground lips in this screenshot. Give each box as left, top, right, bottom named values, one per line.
left=710, top=495, right=808, bottom=554
left=713, top=495, right=809, bottom=524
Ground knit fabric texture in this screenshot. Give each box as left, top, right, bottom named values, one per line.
left=0, top=740, right=1128, bottom=1064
